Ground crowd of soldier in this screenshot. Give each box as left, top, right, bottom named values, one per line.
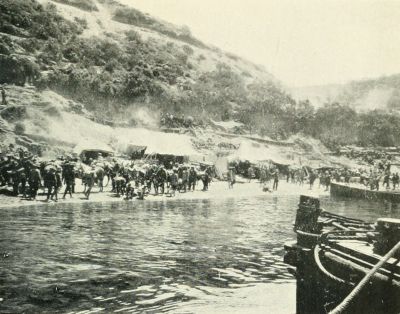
left=0, top=146, right=215, bottom=202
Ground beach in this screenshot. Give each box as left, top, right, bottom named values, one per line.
left=0, top=179, right=329, bottom=209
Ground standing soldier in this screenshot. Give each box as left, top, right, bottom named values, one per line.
left=53, top=168, right=62, bottom=201
left=156, top=165, right=167, bottom=194
left=247, top=167, right=254, bottom=183
left=44, top=168, right=57, bottom=201
left=273, top=169, right=279, bottom=191
left=1, top=87, right=6, bottom=105
left=62, top=162, right=75, bottom=199
left=188, top=167, right=197, bottom=191
left=309, top=170, right=317, bottom=190
left=392, top=172, right=399, bottom=190
left=169, top=170, right=178, bottom=197
left=324, top=171, right=331, bottom=191
left=383, top=172, right=390, bottom=190
left=29, top=164, right=42, bottom=200
left=227, top=167, right=236, bottom=189
left=181, top=167, right=189, bottom=192
left=202, top=170, right=210, bottom=191
left=205, top=166, right=213, bottom=189
left=18, top=165, right=28, bottom=199
left=84, top=167, right=96, bottom=199
left=9, top=160, right=20, bottom=196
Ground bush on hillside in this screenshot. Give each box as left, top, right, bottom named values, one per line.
left=182, top=45, right=194, bottom=55
left=114, top=8, right=206, bottom=49
left=14, top=122, right=25, bottom=135
left=125, top=30, right=142, bottom=43
left=74, top=17, right=88, bottom=29
left=0, top=55, right=40, bottom=86
left=0, top=0, right=82, bottom=41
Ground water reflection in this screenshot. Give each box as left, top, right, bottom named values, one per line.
left=0, top=196, right=296, bottom=313
left=321, top=195, right=400, bottom=222
left=1, top=194, right=397, bottom=313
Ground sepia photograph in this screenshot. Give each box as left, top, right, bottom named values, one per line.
left=1, top=0, right=400, bottom=313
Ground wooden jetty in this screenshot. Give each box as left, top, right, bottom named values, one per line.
left=331, top=182, right=400, bottom=203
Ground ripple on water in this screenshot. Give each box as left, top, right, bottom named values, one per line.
left=0, top=194, right=336, bottom=313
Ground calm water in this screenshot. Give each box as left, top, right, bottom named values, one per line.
left=1, top=193, right=399, bottom=313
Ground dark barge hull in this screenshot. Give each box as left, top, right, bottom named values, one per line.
left=284, top=195, right=400, bottom=314
left=330, top=182, right=400, bottom=203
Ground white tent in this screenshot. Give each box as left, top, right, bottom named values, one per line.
left=115, top=127, right=198, bottom=156
left=228, top=141, right=291, bottom=164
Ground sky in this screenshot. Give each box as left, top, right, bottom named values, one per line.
left=119, top=0, right=400, bottom=87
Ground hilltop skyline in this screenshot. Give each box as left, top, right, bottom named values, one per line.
left=121, top=0, right=400, bottom=87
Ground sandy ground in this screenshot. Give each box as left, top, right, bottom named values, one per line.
left=0, top=179, right=329, bottom=209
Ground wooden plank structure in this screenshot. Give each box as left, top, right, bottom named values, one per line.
left=331, top=182, right=400, bottom=203
left=284, top=195, right=400, bottom=314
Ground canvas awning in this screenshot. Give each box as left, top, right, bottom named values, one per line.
left=126, top=145, right=147, bottom=155
left=73, top=137, right=113, bottom=153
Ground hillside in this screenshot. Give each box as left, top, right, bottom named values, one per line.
left=0, top=0, right=330, bottom=164
left=0, top=0, right=284, bottom=129
left=3, top=0, right=400, bottom=154
left=291, top=74, right=400, bottom=111
left=0, top=84, right=354, bottom=173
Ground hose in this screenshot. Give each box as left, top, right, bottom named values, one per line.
left=329, top=240, right=400, bottom=314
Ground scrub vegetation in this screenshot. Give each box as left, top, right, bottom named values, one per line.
left=1, top=0, right=400, bottom=149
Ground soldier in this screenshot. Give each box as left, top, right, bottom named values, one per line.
left=188, top=167, right=197, bottom=191
left=309, top=171, right=317, bottom=190
left=273, top=169, right=279, bottom=191
left=44, top=168, right=57, bottom=201
left=392, top=172, right=399, bottom=190
left=62, top=162, right=75, bottom=199
left=145, top=166, right=154, bottom=194
left=125, top=182, right=136, bottom=200
left=227, top=167, right=236, bottom=189
left=29, top=164, right=42, bottom=200
left=11, top=165, right=24, bottom=196
left=180, top=167, right=188, bottom=192
left=168, top=170, right=178, bottom=197
left=247, top=167, right=254, bottom=183
left=53, top=168, right=62, bottom=201
left=324, top=171, right=331, bottom=191
left=383, top=172, right=391, bottom=190
left=18, top=165, right=28, bottom=199
left=202, top=170, right=210, bottom=191
left=84, top=167, right=96, bottom=199
left=1, top=87, right=6, bottom=105
left=155, top=165, right=167, bottom=194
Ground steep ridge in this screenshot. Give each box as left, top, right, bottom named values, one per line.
left=0, top=0, right=297, bottom=145
left=0, top=0, right=281, bottom=122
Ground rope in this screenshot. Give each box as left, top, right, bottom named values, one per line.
left=314, top=244, right=352, bottom=286
left=321, top=210, right=366, bottom=224
left=329, top=240, right=400, bottom=314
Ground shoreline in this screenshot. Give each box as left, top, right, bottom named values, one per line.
left=0, top=180, right=329, bottom=209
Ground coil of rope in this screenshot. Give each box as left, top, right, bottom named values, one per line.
left=314, top=244, right=352, bottom=286
left=329, top=240, right=400, bottom=314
